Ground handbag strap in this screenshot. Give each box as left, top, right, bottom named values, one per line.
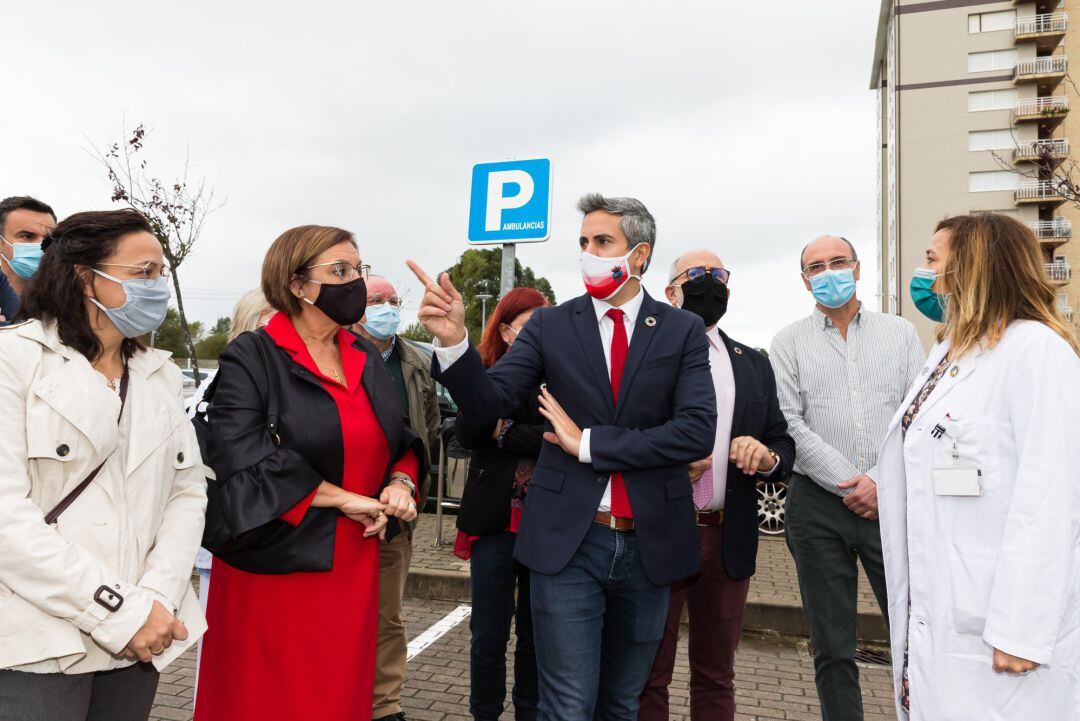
left=44, top=363, right=130, bottom=525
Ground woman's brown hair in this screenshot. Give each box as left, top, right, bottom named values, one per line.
left=261, top=225, right=357, bottom=316
left=934, top=213, right=1079, bottom=357
left=16, top=209, right=152, bottom=361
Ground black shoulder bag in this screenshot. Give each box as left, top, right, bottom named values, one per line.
left=196, top=330, right=280, bottom=552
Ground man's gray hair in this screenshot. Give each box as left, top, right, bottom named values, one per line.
left=577, top=193, right=656, bottom=273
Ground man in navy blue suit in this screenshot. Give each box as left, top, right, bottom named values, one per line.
left=408, top=194, right=717, bottom=721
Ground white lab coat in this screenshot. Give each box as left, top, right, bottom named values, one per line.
left=876, top=320, right=1080, bottom=720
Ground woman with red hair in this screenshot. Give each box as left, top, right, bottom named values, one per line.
left=453, top=287, right=549, bottom=721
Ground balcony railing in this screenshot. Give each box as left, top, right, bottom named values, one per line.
left=1014, top=95, right=1069, bottom=119
left=1016, top=13, right=1068, bottom=37
left=1016, top=180, right=1067, bottom=201
left=1015, top=138, right=1070, bottom=161
left=1015, top=56, right=1068, bottom=79
left=1031, top=218, right=1072, bottom=239
left=1046, top=260, right=1072, bottom=282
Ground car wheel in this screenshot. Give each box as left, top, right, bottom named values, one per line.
left=757, top=479, right=787, bottom=535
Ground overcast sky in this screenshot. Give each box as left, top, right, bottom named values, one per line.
left=4, top=1, right=882, bottom=349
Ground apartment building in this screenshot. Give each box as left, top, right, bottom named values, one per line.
left=872, top=0, right=1078, bottom=347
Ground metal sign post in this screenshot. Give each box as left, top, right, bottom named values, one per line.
left=499, top=242, right=516, bottom=297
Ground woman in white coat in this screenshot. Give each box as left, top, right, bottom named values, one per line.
left=877, top=213, right=1080, bottom=720
left=0, top=209, right=207, bottom=721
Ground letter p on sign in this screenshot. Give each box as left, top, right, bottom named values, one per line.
left=468, top=158, right=551, bottom=244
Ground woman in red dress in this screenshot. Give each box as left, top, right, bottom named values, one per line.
left=194, top=225, right=425, bottom=721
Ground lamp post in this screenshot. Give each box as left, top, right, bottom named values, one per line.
left=477, top=291, right=494, bottom=335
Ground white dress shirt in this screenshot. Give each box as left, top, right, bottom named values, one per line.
left=702, top=326, right=736, bottom=511
left=433, top=287, right=645, bottom=514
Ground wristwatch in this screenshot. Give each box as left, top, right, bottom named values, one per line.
left=390, top=475, right=416, bottom=496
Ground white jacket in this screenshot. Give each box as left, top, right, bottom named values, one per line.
left=877, top=320, right=1080, bottom=720
left=0, top=320, right=207, bottom=673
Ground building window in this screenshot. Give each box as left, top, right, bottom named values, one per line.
left=969, top=10, right=1016, bottom=34
left=969, top=88, right=1018, bottom=112
left=969, top=129, right=1016, bottom=151
left=969, top=170, right=1019, bottom=192
left=968, top=49, right=1018, bottom=73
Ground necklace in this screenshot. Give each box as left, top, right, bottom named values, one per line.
left=105, top=376, right=119, bottom=391
left=314, top=361, right=345, bottom=385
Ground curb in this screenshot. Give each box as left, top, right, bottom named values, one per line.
left=404, top=568, right=889, bottom=643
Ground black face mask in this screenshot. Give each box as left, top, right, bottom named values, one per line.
left=307, top=277, right=367, bottom=326
left=679, top=275, right=729, bottom=328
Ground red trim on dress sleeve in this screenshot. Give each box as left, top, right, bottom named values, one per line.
left=390, top=451, right=421, bottom=501
left=281, top=487, right=318, bottom=527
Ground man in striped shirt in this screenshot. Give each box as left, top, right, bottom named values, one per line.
left=769, top=235, right=923, bottom=721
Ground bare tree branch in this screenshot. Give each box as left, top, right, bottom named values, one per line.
left=84, top=122, right=225, bottom=386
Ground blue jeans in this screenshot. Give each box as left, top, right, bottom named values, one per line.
left=470, top=532, right=538, bottom=721
left=530, top=524, right=671, bottom=721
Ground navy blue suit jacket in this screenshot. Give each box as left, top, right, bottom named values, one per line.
left=432, top=291, right=717, bottom=585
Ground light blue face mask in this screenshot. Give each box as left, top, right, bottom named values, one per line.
left=809, top=268, right=857, bottom=309
left=87, top=269, right=171, bottom=338
left=910, top=267, right=947, bottom=322
left=362, top=302, right=401, bottom=340
left=0, top=235, right=43, bottom=279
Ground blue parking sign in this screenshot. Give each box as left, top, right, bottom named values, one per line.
left=468, top=158, right=551, bottom=244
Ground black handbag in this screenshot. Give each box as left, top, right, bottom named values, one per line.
left=195, top=330, right=280, bottom=553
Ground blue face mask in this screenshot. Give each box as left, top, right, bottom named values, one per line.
left=809, top=268, right=857, bottom=309
left=362, top=303, right=401, bottom=340
left=88, top=269, right=171, bottom=338
left=910, top=268, right=947, bottom=322
left=0, top=235, right=43, bottom=279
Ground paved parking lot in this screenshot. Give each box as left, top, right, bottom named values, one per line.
left=151, top=597, right=896, bottom=721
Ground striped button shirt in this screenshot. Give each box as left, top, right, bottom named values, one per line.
left=769, top=305, right=924, bottom=496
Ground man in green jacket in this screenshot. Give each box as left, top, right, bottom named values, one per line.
left=354, top=276, right=440, bottom=721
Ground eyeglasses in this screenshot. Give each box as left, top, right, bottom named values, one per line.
left=304, top=261, right=371, bottom=282
left=367, top=295, right=404, bottom=309
left=96, top=262, right=170, bottom=286
left=802, top=258, right=857, bottom=277
left=670, top=266, right=731, bottom=286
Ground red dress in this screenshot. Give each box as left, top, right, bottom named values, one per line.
left=195, top=315, right=417, bottom=721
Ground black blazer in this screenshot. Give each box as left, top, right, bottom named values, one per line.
left=715, top=330, right=795, bottom=580
left=208, top=328, right=427, bottom=574
left=454, top=389, right=544, bottom=537
left=433, top=291, right=717, bottom=586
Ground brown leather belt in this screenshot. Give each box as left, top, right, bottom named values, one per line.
left=696, top=510, right=724, bottom=527
left=594, top=511, right=635, bottom=532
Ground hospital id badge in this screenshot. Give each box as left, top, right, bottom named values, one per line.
left=933, top=465, right=983, bottom=497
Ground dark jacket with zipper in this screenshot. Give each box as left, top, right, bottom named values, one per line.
left=454, top=388, right=544, bottom=537
left=208, top=327, right=427, bottom=574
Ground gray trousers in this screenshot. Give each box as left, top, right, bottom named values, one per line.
left=785, top=473, right=889, bottom=721
left=0, top=663, right=159, bottom=721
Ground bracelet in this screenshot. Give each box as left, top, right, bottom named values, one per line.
left=390, top=475, right=416, bottom=495
left=496, top=419, right=516, bottom=449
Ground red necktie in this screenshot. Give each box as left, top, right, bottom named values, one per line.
left=605, top=308, right=632, bottom=518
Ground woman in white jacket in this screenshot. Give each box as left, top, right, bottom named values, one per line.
left=0, top=209, right=207, bottom=720
left=877, top=213, right=1080, bottom=720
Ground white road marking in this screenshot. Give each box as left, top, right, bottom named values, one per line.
left=406, top=603, right=472, bottom=661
